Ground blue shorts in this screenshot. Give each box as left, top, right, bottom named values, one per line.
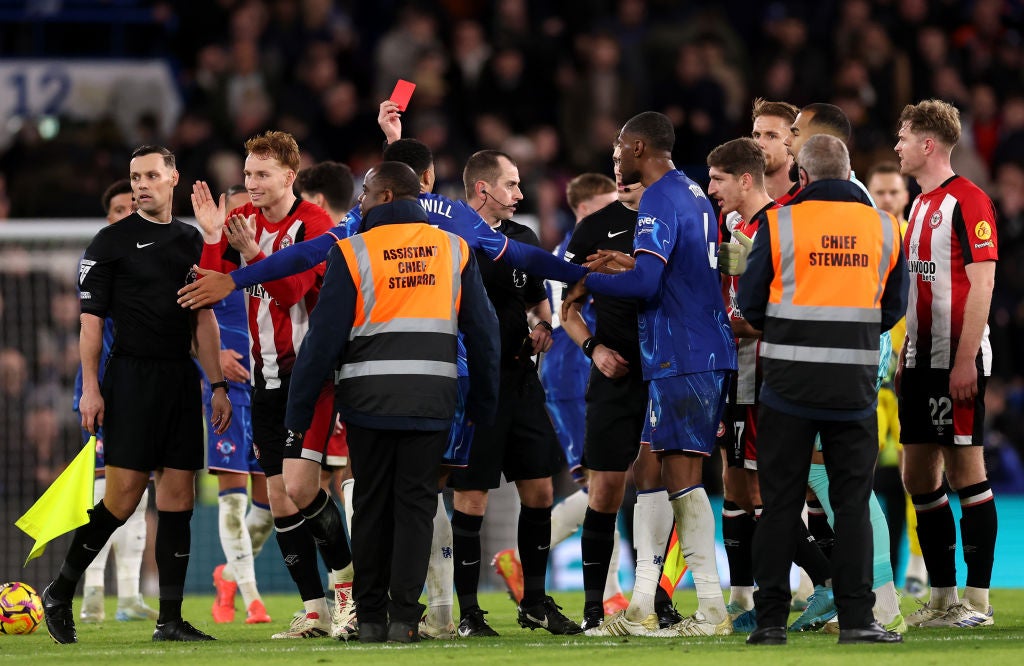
left=546, top=397, right=585, bottom=480
left=641, top=370, right=729, bottom=456
left=443, top=376, right=474, bottom=467
left=207, top=403, right=262, bottom=475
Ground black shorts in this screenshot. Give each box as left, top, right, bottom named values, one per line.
left=448, top=368, right=563, bottom=491
left=581, top=366, right=647, bottom=472
left=101, top=356, right=204, bottom=472
left=899, top=367, right=986, bottom=446
left=251, top=379, right=289, bottom=477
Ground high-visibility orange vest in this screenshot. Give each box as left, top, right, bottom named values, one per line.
left=335, top=221, right=469, bottom=421
left=761, top=200, right=901, bottom=409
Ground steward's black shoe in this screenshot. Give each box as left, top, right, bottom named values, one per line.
left=517, top=596, right=583, bottom=635
left=42, top=583, right=77, bottom=644
left=358, top=621, right=387, bottom=643
left=655, top=601, right=684, bottom=629
left=837, top=621, right=904, bottom=644
left=387, top=621, right=420, bottom=643
left=152, top=619, right=216, bottom=641
left=457, top=607, right=499, bottom=637
left=746, top=626, right=787, bottom=645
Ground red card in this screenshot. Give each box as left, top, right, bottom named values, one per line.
left=390, top=79, right=416, bottom=112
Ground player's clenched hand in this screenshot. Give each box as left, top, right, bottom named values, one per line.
left=585, top=249, right=635, bottom=274
left=593, top=344, right=629, bottom=379
left=220, top=349, right=249, bottom=383
left=210, top=391, right=232, bottom=435
left=529, top=322, right=553, bottom=354
left=191, top=181, right=226, bottom=243
left=79, top=387, right=104, bottom=435
left=177, top=265, right=237, bottom=309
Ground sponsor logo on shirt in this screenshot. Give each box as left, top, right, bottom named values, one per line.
left=974, top=220, right=992, bottom=241
left=637, top=215, right=656, bottom=236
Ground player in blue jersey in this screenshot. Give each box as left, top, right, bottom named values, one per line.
left=564, top=111, right=737, bottom=637
left=75, top=179, right=158, bottom=625
left=196, top=184, right=273, bottom=626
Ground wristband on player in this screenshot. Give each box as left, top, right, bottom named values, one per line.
left=210, top=381, right=229, bottom=393
left=581, top=337, right=597, bottom=358
left=533, top=320, right=553, bottom=333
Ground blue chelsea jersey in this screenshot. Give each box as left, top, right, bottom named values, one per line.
left=633, top=170, right=736, bottom=379
left=539, top=231, right=593, bottom=401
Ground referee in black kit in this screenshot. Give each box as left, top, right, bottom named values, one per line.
left=42, top=146, right=232, bottom=645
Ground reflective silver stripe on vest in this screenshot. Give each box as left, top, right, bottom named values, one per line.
left=338, top=359, right=457, bottom=380
left=348, top=234, right=376, bottom=329
left=775, top=207, right=796, bottom=304
left=874, top=208, right=894, bottom=304
left=760, top=342, right=879, bottom=366
left=766, top=302, right=881, bottom=322
left=347, top=230, right=460, bottom=339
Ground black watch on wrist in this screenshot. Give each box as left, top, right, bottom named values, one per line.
left=533, top=320, right=553, bottom=333
left=210, top=381, right=229, bottom=393
left=581, top=337, right=597, bottom=358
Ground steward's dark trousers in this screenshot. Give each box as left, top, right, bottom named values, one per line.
left=347, top=422, right=446, bottom=625
left=752, top=403, right=877, bottom=629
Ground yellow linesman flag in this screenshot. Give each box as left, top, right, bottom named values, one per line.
left=659, top=528, right=689, bottom=596
left=15, top=438, right=97, bottom=566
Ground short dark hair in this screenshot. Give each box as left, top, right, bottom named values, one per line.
left=225, top=184, right=247, bottom=199
left=296, top=161, right=355, bottom=211
left=372, top=161, right=421, bottom=200
left=463, top=150, right=515, bottom=198
left=621, top=111, right=675, bottom=152
left=130, top=145, right=175, bottom=170
left=802, top=103, right=852, bottom=141
left=101, top=179, right=133, bottom=215
left=706, top=138, right=766, bottom=185
left=382, top=139, right=434, bottom=177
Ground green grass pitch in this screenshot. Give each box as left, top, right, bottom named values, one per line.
left=3, top=590, right=1023, bottom=665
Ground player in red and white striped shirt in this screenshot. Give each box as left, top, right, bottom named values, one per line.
left=895, top=99, right=998, bottom=629
left=196, top=131, right=351, bottom=638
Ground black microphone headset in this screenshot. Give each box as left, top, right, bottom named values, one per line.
left=481, top=188, right=517, bottom=210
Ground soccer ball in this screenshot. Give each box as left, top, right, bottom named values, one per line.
left=0, top=582, right=43, bottom=635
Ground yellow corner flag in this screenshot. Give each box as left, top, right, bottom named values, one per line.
left=15, top=438, right=97, bottom=566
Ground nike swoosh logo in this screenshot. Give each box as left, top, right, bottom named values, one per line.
left=527, top=613, right=549, bottom=628
left=607, top=230, right=630, bottom=238
left=537, top=544, right=550, bottom=551
left=173, top=551, right=190, bottom=558
left=83, top=544, right=100, bottom=552
left=582, top=561, right=600, bottom=566
left=137, top=242, right=155, bottom=248
left=460, top=560, right=481, bottom=566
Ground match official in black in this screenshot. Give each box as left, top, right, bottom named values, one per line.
left=284, top=162, right=499, bottom=644
left=738, top=135, right=907, bottom=645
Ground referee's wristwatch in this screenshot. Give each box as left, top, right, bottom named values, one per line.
left=210, top=380, right=230, bottom=395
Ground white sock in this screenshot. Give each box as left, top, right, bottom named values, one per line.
left=341, top=478, right=354, bottom=540
left=114, top=487, right=148, bottom=600
left=964, top=586, right=990, bottom=611
left=247, top=501, right=274, bottom=559
left=426, top=492, right=454, bottom=627
left=219, top=491, right=260, bottom=605
left=84, top=477, right=113, bottom=589
left=872, top=581, right=901, bottom=624
left=305, top=597, right=330, bottom=619
left=729, top=586, right=755, bottom=610
left=670, top=486, right=725, bottom=623
left=904, top=552, right=927, bottom=582
left=627, top=489, right=673, bottom=621
left=603, top=526, right=623, bottom=599
left=931, top=586, right=959, bottom=609
left=551, top=488, right=588, bottom=545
